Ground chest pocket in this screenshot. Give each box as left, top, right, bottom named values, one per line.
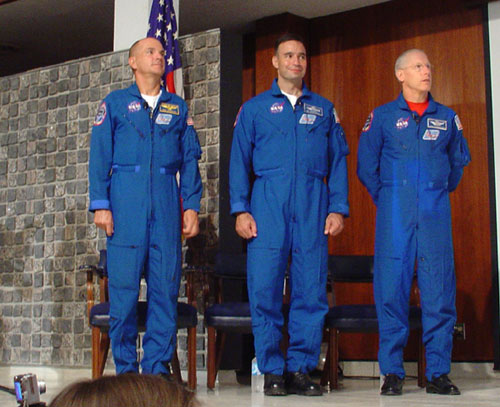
left=112, top=113, right=146, bottom=165
left=156, top=114, right=183, bottom=165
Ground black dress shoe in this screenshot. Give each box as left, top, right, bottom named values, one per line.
left=426, top=374, right=460, bottom=395
left=380, top=374, right=404, bottom=396
left=285, top=372, right=322, bottom=396
left=159, top=372, right=174, bottom=382
left=264, top=374, right=287, bottom=396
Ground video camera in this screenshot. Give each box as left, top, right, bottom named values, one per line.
left=13, top=374, right=46, bottom=407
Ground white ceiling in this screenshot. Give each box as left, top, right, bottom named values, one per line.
left=0, top=0, right=390, bottom=77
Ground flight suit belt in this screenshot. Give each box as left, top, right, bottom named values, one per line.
left=381, top=179, right=448, bottom=189
left=111, top=164, right=178, bottom=175
left=255, top=168, right=325, bottom=180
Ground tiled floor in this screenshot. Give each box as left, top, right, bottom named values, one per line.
left=1, top=366, right=499, bottom=407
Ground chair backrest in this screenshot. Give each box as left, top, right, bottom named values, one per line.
left=214, top=252, right=247, bottom=280
left=328, top=255, right=374, bottom=283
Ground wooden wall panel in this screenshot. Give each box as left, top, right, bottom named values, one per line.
left=242, top=0, right=493, bottom=361
left=255, top=13, right=310, bottom=95
left=310, top=0, right=492, bottom=361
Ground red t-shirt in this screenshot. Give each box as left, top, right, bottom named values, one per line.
left=406, top=99, right=429, bottom=117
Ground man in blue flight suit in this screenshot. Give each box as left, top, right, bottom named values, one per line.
left=230, top=33, right=349, bottom=396
left=357, top=49, right=470, bottom=396
left=88, top=37, right=202, bottom=376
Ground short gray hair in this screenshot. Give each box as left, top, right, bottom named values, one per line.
left=395, top=49, right=427, bottom=76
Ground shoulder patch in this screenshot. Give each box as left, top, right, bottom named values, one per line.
left=454, top=115, right=463, bottom=131
left=234, top=105, right=243, bottom=127
left=333, top=107, right=340, bottom=123
left=362, top=112, right=374, bottom=132
left=93, top=102, right=107, bottom=126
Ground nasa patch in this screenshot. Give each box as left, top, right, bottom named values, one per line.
left=303, top=103, right=323, bottom=117
left=396, top=117, right=409, bottom=130
left=93, top=102, right=106, bottom=126
left=270, top=102, right=285, bottom=114
left=454, top=115, right=463, bottom=131
left=362, top=112, right=374, bottom=132
left=299, top=114, right=317, bottom=125
left=423, top=129, right=440, bottom=140
left=155, top=113, right=172, bottom=125
left=128, top=101, right=141, bottom=113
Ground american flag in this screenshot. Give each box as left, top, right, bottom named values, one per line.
left=147, top=0, right=184, bottom=97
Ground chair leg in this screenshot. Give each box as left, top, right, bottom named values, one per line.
left=92, top=327, right=101, bottom=379
left=320, top=333, right=331, bottom=387
left=171, top=348, right=182, bottom=384
left=99, top=332, right=110, bottom=377
left=214, top=331, right=226, bottom=375
left=207, top=326, right=217, bottom=389
left=187, top=326, right=197, bottom=390
left=332, top=328, right=339, bottom=390
left=417, top=329, right=426, bottom=387
left=92, top=328, right=110, bottom=379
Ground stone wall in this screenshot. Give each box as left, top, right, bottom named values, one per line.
left=0, top=29, right=220, bottom=368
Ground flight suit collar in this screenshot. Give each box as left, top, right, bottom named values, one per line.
left=396, top=92, right=437, bottom=115
left=270, top=78, right=312, bottom=100
left=127, top=83, right=173, bottom=104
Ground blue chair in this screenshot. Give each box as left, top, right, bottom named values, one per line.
left=321, top=255, right=425, bottom=390
left=82, top=249, right=198, bottom=389
left=203, top=252, right=251, bottom=389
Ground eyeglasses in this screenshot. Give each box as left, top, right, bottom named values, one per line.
left=404, top=63, right=432, bottom=72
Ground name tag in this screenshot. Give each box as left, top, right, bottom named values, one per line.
left=303, top=103, right=323, bottom=117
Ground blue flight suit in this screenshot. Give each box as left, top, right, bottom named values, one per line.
left=357, top=93, right=470, bottom=380
left=89, top=83, right=202, bottom=374
left=230, top=79, right=349, bottom=374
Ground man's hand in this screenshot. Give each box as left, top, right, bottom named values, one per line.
left=235, top=212, right=258, bottom=239
left=324, top=212, right=344, bottom=236
left=183, top=209, right=200, bottom=238
left=94, top=209, right=114, bottom=236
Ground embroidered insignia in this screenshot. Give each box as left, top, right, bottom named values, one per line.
left=299, top=114, right=317, bottom=125
left=427, top=118, right=447, bottom=131
left=155, top=113, right=172, bottom=125
left=93, top=102, right=106, bottom=126
left=128, top=101, right=141, bottom=113
left=303, top=103, right=323, bottom=116
left=362, top=112, right=374, bottom=132
left=396, top=117, right=409, bottom=130
left=423, top=129, right=440, bottom=140
left=270, top=102, right=285, bottom=114
left=159, top=103, right=179, bottom=115
left=454, top=115, right=463, bottom=131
